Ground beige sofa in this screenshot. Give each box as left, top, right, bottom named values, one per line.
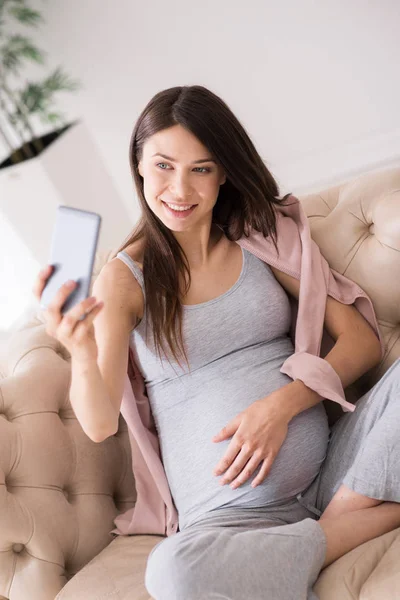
left=1, top=165, right=400, bottom=600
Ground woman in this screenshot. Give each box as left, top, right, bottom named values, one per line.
left=34, top=85, right=400, bottom=600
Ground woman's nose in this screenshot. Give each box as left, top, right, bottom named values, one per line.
left=170, top=174, right=193, bottom=199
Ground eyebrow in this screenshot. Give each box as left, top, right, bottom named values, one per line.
left=152, top=153, right=217, bottom=164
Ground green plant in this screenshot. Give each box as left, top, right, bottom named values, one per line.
left=0, top=0, right=81, bottom=165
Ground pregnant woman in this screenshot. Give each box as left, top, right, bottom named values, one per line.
left=34, top=85, right=400, bottom=600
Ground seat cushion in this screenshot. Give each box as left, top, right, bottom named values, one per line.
left=314, top=527, right=400, bottom=599
left=54, top=534, right=163, bottom=600
left=55, top=527, right=400, bottom=600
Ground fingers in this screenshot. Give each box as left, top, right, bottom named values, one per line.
left=56, top=296, right=103, bottom=340
left=34, top=263, right=105, bottom=349
left=222, top=449, right=264, bottom=489
left=218, top=446, right=253, bottom=486
left=250, top=457, right=274, bottom=488
left=45, top=279, right=78, bottom=332
left=32, top=264, right=54, bottom=300
left=216, top=446, right=275, bottom=489
left=213, top=438, right=244, bottom=476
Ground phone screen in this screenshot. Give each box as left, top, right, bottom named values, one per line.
left=40, top=206, right=102, bottom=315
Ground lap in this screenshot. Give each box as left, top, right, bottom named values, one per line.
left=145, top=513, right=326, bottom=600
left=145, top=359, right=400, bottom=598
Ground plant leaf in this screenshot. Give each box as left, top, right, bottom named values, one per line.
left=1, top=34, right=45, bottom=72
left=8, top=5, right=43, bottom=27
left=18, top=82, right=46, bottom=112
left=44, top=66, right=81, bottom=92
left=15, top=68, right=81, bottom=117
left=40, top=110, right=65, bottom=125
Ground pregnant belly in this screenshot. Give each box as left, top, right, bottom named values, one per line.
left=158, top=401, right=330, bottom=529
left=150, top=343, right=330, bottom=529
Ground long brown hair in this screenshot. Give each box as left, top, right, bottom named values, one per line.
left=111, top=85, right=293, bottom=370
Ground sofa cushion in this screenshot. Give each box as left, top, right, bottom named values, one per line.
left=54, top=526, right=400, bottom=600
left=54, top=534, right=163, bottom=600
left=314, top=526, right=400, bottom=599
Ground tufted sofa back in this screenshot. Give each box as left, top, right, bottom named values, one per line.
left=0, top=166, right=399, bottom=600
left=299, top=166, right=400, bottom=423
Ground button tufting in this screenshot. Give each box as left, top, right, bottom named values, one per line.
left=12, top=543, right=24, bottom=553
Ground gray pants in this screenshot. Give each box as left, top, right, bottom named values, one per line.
left=145, top=358, right=400, bottom=600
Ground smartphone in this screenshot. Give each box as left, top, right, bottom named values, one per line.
left=40, top=206, right=102, bottom=316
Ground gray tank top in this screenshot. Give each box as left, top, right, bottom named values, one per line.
left=116, top=246, right=329, bottom=531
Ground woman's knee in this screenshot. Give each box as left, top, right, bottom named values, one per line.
left=144, top=536, right=204, bottom=600
left=145, top=539, right=175, bottom=599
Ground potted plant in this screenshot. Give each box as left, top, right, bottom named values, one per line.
left=0, top=0, right=81, bottom=169
left=0, top=0, right=133, bottom=333
left=0, top=0, right=132, bottom=272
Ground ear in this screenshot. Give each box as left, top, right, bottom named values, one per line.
left=138, top=161, right=143, bottom=177
left=221, top=173, right=226, bottom=185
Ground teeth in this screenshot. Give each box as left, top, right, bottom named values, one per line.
left=165, top=202, right=194, bottom=211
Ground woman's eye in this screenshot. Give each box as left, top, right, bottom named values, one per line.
left=156, top=163, right=210, bottom=173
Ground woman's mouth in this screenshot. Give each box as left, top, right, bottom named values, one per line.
left=161, top=200, right=198, bottom=219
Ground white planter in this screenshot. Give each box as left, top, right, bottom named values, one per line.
left=0, top=120, right=134, bottom=332
left=0, top=120, right=132, bottom=263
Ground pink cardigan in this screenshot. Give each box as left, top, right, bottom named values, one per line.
left=109, top=194, right=385, bottom=538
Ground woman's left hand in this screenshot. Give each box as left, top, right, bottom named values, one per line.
left=212, top=386, right=294, bottom=489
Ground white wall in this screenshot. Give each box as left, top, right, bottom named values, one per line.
left=1, top=0, right=399, bottom=331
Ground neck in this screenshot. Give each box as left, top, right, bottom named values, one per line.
left=174, top=222, right=225, bottom=270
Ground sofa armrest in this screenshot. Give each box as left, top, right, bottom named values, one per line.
left=0, top=317, right=136, bottom=600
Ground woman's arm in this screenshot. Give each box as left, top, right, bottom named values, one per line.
left=270, top=267, right=382, bottom=422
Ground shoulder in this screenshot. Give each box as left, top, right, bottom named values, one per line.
left=122, top=239, right=145, bottom=270
left=93, top=244, right=145, bottom=330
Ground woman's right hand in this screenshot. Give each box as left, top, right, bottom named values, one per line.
left=32, top=264, right=104, bottom=363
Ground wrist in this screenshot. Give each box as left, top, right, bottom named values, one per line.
left=274, top=379, right=322, bottom=422
left=290, top=379, right=323, bottom=418
left=71, top=355, right=99, bottom=374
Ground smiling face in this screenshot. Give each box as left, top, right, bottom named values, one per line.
left=137, top=124, right=226, bottom=234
